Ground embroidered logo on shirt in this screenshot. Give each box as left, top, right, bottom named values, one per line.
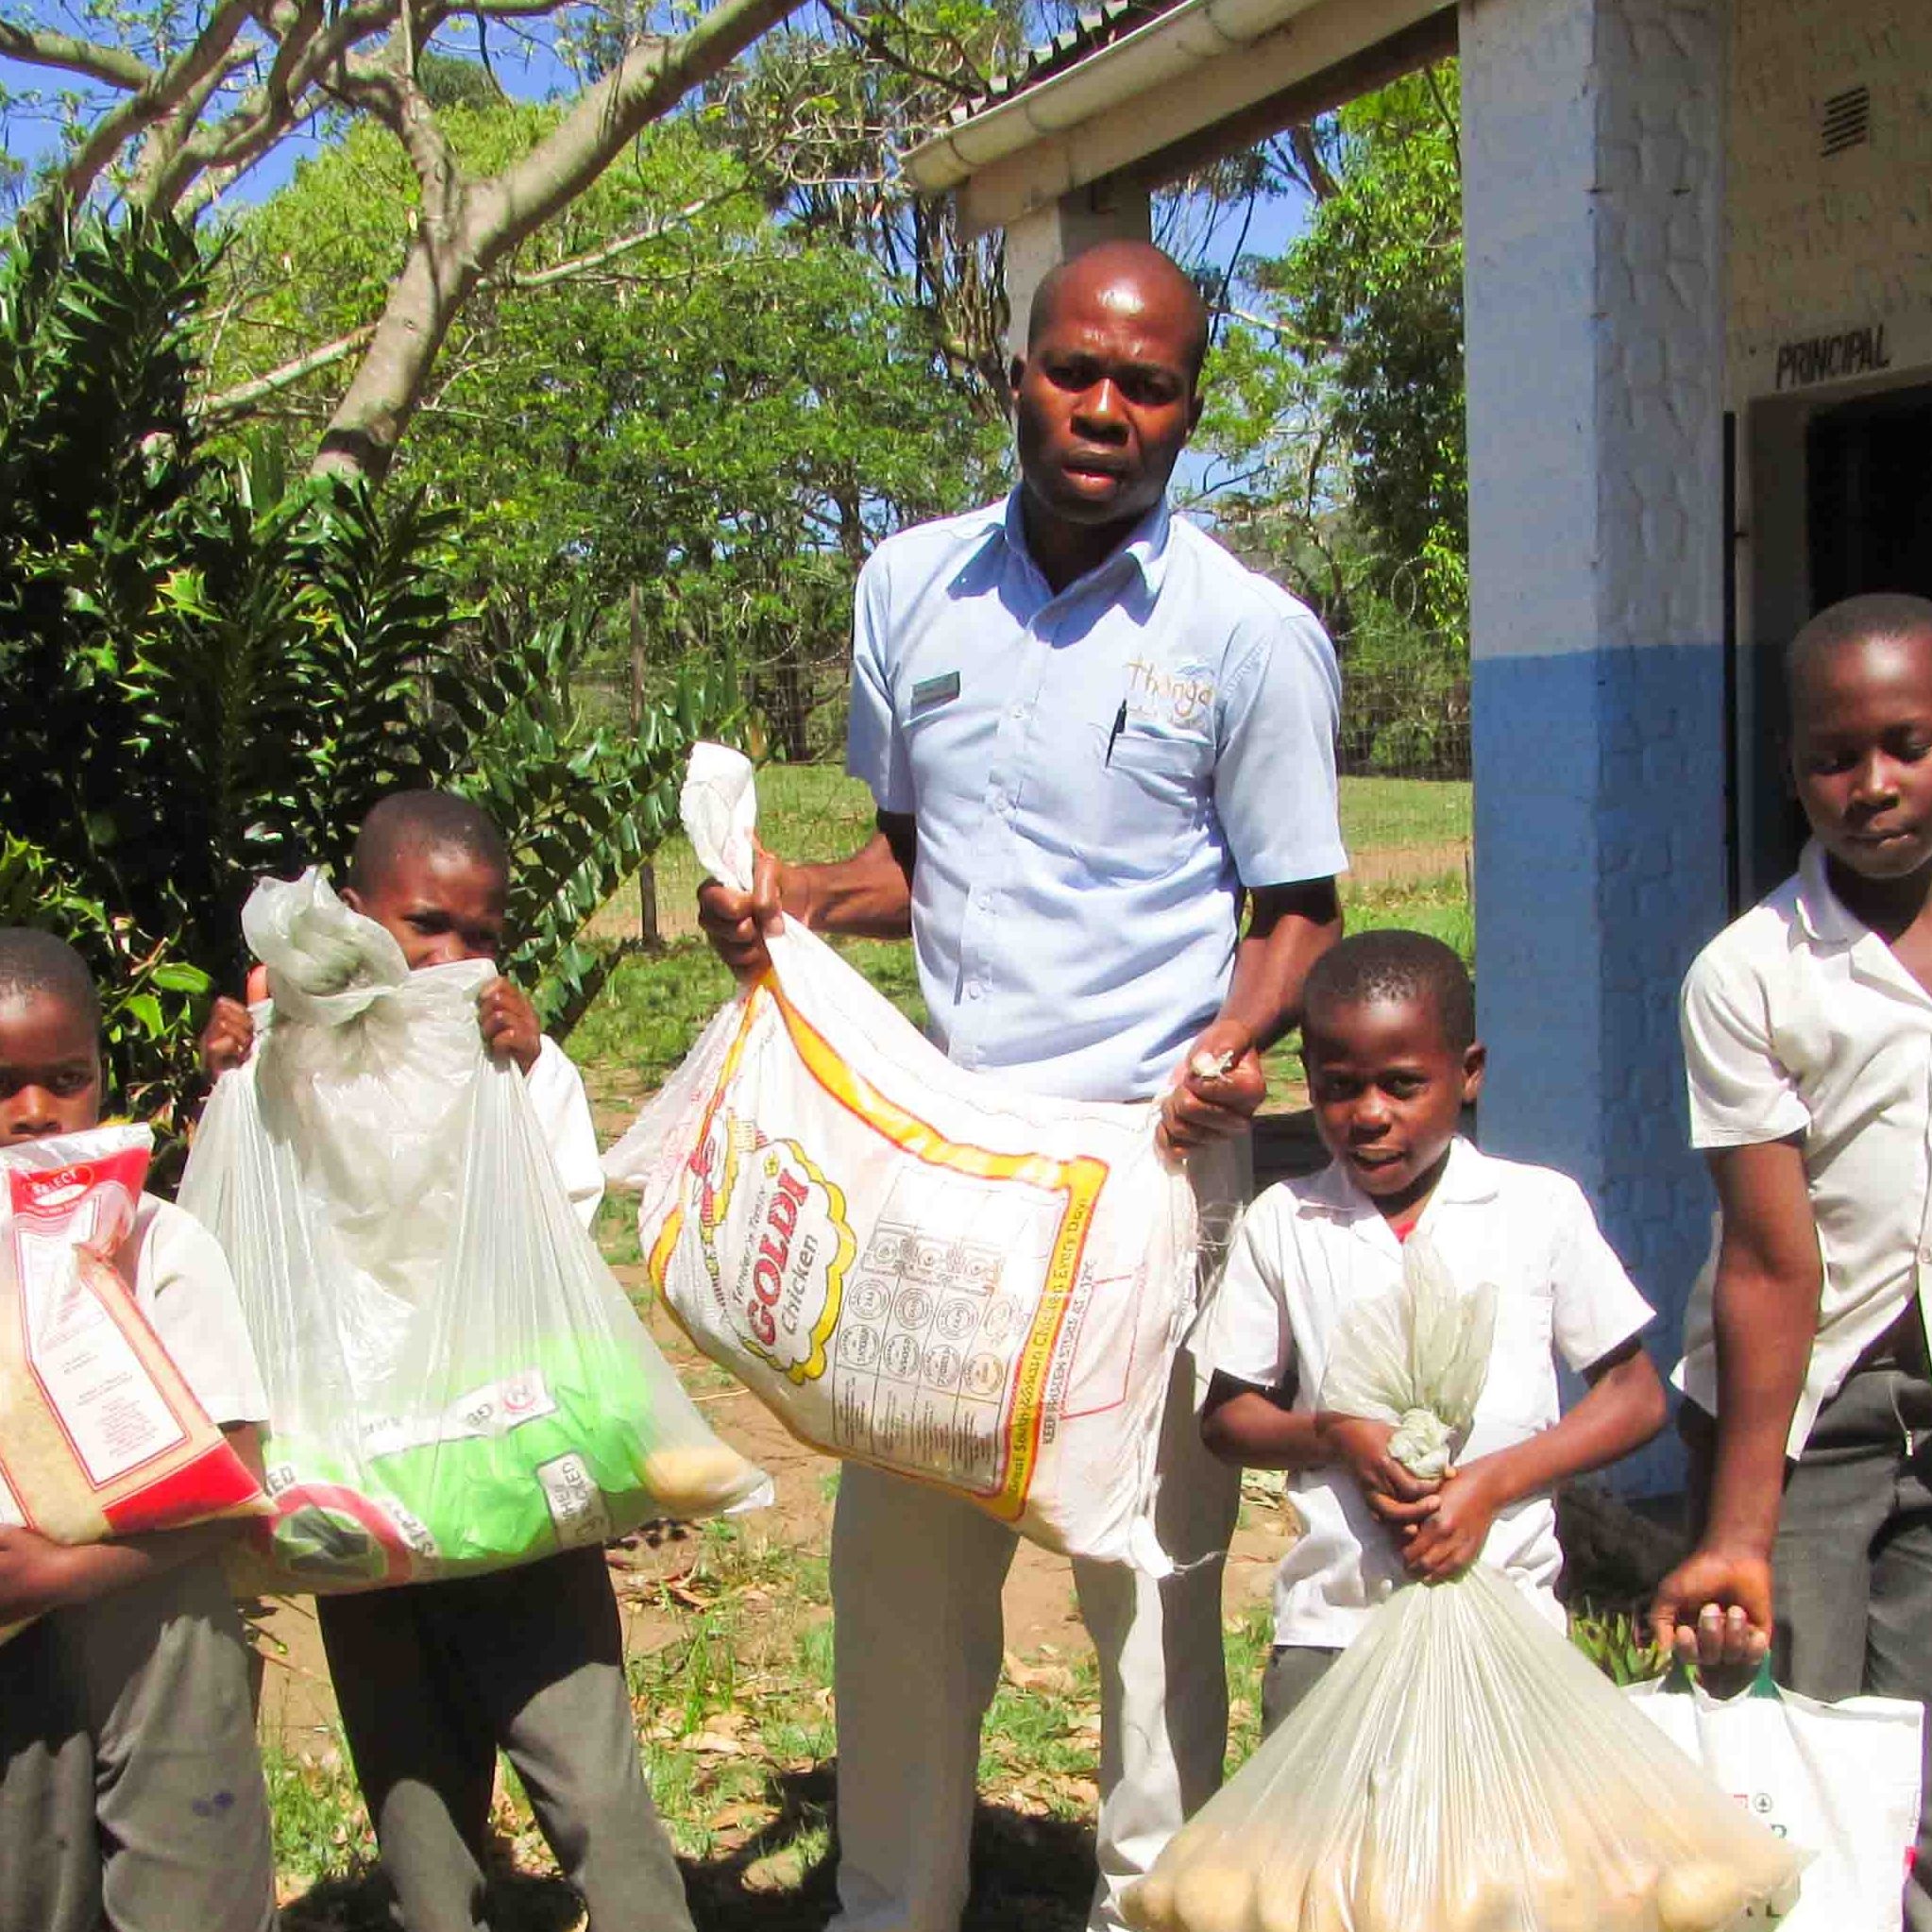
left=911, top=671, right=961, bottom=712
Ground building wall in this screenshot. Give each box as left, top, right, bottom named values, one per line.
left=1462, top=0, right=1727, bottom=1493
left=1726, top=0, right=1932, bottom=902
left=1729, top=0, right=1932, bottom=399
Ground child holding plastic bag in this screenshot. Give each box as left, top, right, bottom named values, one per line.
left=1131, top=932, right=1806, bottom=1932
left=0, top=929, right=276, bottom=1932
left=1651, top=595, right=1932, bottom=1927
left=1194, top=930, right=1669, bottom=1728
left=196, top=793, right=718, bottom=1932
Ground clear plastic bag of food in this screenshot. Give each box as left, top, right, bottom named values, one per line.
left=603, top=745, right=1201, bottom=1567
left=1124, top=1236, right=1806, bottom=1932
left=179, top=872, right=767, bottom=1593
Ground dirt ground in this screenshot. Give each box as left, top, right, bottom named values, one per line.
left=254, top=1299, right=1296, bottom=1755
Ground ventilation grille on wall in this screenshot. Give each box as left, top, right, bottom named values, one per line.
left=1822, top=85, right=1871, bottom=157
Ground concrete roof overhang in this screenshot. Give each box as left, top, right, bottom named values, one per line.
left=903, top=0, right=1454, bottom=234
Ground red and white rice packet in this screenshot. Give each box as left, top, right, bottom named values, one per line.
left=0, top=1125, right=265, bottom=1554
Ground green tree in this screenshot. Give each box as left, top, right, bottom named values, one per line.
left=0, top=212, right=725, bottom=1130
left=1, top=0, right=805, bottom=481
left=1198, top=66, right=1465, bottom=645
left=206, top=102, right=1006, bottom=755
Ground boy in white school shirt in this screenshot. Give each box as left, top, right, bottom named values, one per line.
left=201, top=791, right=688, bottom=1932
left=1650, top=594, right=1932, bottom=1931
left=1194, top=930, right=1667, bottom=1731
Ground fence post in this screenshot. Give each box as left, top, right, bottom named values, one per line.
left=628, top=583, right=663, bottom=948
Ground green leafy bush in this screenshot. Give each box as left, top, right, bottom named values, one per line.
left=0, top=211, right=724, bottom=1132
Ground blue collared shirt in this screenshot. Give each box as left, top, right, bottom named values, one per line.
left=845, top=491, right=1346, bottom=1102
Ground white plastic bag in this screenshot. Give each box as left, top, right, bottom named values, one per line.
left=179, top=871, right=766, bottom=1592
left=602, top=745, right=1200, bottom=1567
left=1631, top=1669, right=1923, bottom=1929
left=1124, top=1236, right=1806, bottom=1932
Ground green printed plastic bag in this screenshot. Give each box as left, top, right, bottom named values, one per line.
left=182, top=872, right=766, bottom=1594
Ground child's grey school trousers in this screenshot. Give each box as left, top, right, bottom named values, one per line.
left=318, top=1543, right=693, bottom=1932
left=1764, top=1352, right=1932, bottom=1932
left=0, top=1550, right=277, bottom=1932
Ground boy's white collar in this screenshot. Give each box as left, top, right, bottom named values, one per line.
left=1301, top=1133, right=1499, bottom=1225
left=1793, top=838, right=1866, bottom=947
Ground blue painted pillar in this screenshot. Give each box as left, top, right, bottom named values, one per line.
left=1461, top=0, right=1729, bottom=1492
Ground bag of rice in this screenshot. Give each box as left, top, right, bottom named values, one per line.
left=178, top=872, right=767, bottom=1594
left=1123, top=1237, right=1807, bottom=1932
left=602, top=745, right=1201, bottom=1568
left=0, top=1125, right=265, bottom=1614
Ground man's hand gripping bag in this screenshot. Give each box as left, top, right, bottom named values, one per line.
left=1122, top=1237, right=1808, bottom=1932
left=602, top=745, right=1202, bottom=1568
left=178, top=872, right=766, bottom=1594
left=0, top=1126, right=266, bottom=1637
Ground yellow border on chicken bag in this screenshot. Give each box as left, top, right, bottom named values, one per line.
left=649, top=973, right=1110, bottom=1525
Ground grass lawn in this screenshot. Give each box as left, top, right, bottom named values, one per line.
left=579, top=762, right=1472, bottom=1116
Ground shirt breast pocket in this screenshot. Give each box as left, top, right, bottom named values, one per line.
left=1077, top=722, right=1212, bottom=872
left=1476, top=1278, right=1558, bottom=1438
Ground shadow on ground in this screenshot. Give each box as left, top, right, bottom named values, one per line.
left=280, top=1765, right=1099, bottom=1932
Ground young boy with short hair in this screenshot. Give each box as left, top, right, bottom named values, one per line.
left=0, top=927, right=276, bottom=1932
left=1194, top=929, right=1667, bottom=1732
left=1650, top=592, right=1932, bottom=1928
left=202, top=790, right=691, bottom=1932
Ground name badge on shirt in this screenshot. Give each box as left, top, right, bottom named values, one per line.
left=911, top=671, right=960, bottom=713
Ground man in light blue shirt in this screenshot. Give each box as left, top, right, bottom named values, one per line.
left=701, top=240, right=1345, bottom=1932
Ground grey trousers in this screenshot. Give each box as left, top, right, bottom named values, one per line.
left=0, top=1551, right=277, bottom=1932
left=317, top=1545, right=693, bottom=1932
left=1258, top=1644, right=1341, bottom=1739
left=1764, top=1366, right=1932, bottom=1932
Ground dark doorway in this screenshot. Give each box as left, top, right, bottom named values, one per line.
left=1744, top=380, right=1932, bottom=894
left=1809, top=383, right=1932, bottom=609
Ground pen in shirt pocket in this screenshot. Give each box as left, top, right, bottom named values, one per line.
left=1105, top=700, right=1127, bottom=766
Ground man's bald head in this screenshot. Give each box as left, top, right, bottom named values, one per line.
left=1026, top=241, right=1211, bottom=384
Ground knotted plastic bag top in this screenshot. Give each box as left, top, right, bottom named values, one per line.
left=243, top=866, right=415, bottom=1026
left=1316, top=1230, right=1497, bottom=1480
left=240, top=871, right=498, bottom=1330
left=682, top=742, right=757, bottom=897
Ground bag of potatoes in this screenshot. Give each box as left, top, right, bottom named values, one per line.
left=1125, top=1242, right=1805, bottom=1932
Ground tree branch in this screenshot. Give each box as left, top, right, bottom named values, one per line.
left=1286, top=123, right=1338, bottom=203
left=474, top=0, right=804, bottom=263
left=55, top=0, right=256, bottom=206
left=0, top=19, right=151, bottom=90
left=816, top=0, right=987, bottom=104
left=495, top=195, right=733, bottom=292
left=313, top=0, right=807, bottom=480
left=197, top=323, right=381, bottom=423
left=1422, top=60, right=1461, bottom=178
left=154, top=0, right=402, bottom=206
